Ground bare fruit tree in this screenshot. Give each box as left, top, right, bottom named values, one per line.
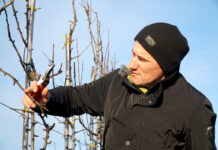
left=0, top=0, right=115, bottom=149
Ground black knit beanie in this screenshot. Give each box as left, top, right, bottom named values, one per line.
left=134, top=22, right=189, bottom=76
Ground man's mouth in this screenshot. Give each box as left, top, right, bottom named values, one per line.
left=131, top=72, right=140, bottom=76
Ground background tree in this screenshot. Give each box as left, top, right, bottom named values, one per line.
left=0, top=0, right=114, bottom=149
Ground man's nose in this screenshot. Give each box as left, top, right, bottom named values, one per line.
left=128, top=57, right=138, bottom=69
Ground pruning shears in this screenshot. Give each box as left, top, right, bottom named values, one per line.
left=30, top=64, right=55, bottom=101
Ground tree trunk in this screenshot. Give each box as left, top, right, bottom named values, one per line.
left=23, top=0, right=36, bottom=149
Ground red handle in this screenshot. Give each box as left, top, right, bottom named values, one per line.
left=30, top=85, right=46, bottom=102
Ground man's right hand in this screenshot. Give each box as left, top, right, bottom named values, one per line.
left=22, top=81, right=51, bottom=108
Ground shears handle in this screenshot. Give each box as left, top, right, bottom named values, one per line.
left=30, top=85, right=46, bottom=102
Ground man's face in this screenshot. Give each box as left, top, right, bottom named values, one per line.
left=128, top=41, right=165, bottom=88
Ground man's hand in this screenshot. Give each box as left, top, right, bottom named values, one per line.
left=22, top=81, right=51, bottom=108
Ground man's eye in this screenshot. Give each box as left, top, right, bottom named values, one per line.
left=139, top=57, right=147, bottom=62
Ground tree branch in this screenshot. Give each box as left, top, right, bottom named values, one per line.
left=71, top=43, right=90, bottom=60
left=38, top=113, right=55, bottom=150
left=12, top=2, right=27, bottom=47
left=4, top=6, right=27, bottom=71
left=0, top=67, right=48, bottom=112
left=49, top=64, right=63, bottom=79
left=78, top=116, right=98, bottom=136
left=0, top=0, right=14, bottom=15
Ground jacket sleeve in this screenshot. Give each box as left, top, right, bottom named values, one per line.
left=187, top=99, right=217, bottom=150
left=43, top=71, right=116, bottom=117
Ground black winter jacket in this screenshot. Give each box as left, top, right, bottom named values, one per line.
left=46, top=69, right=216, bottom=150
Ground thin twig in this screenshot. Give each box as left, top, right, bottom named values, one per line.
left=76, top=39, right=81, bottom=85
left=53, top=116, right=86, bottom=134
left=38, top=113, right=55, bottom=150
left=4, top=5, right=26, bottom=71
left=14, top=108, right=35, bottom=113
left=71, top=43, right=90, bottom=60
left=12, top=2, right=27, bottom=47
left=0, top=67, right=48, bottom=112
left=0, top=67, right=25, bottom=91
left=103, top=30, right=110, bottom=74
left=31, top=112, right=35, bottom=150
left=68, top=0, right=77, bottom=51
left=0, top=101, right=73, bottom=138
left=0, top=0, right=14, bottom=15
left=49, top=64, right=63, bottom=79
left=25, top=0, right=29, bottom=51
left=78, top=116, right=98, bottom=136
left=51, top=44, right=56, bottom=88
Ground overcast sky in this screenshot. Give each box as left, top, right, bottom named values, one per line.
left=0, top=0, right=218, bottom=149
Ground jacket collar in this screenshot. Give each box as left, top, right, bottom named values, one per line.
left=121, top=70, right=181, bottom=107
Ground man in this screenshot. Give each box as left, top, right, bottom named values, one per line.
left=23, top=22, right=216, bottom=150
